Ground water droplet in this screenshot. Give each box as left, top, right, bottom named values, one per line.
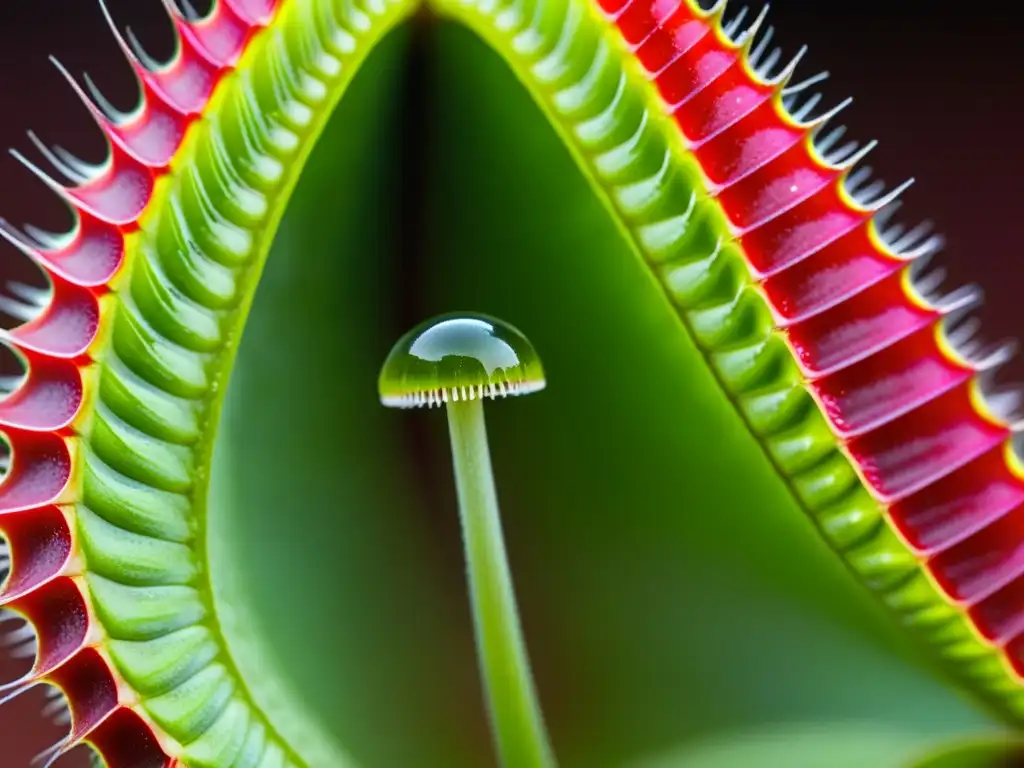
left=378, top=313, right=545, bottom=408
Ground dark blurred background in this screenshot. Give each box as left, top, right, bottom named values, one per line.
left=0, top=0, right=1021, bottom=765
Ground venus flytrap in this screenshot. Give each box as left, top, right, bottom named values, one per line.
left=0, top=0, right=1023, bottom=766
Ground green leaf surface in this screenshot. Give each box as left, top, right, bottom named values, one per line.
left=407, top=23, right=998, bottom=764
left=209, top=25, right=488, bottom=768
left=208, top=15, right=999, bottom=767
left=630, top=727, right=1024, bottom=768
left=633, top=722, right=951, bottom=768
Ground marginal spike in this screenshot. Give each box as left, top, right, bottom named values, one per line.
left=864, top=176, right=916, bottom=214
left=96, top=0, right=152, bottom=75
left=946, top=316, right=984, bottom=352
left=26, top=132, right=91, bottom=187
left=788, top=91, right=822, bottom=122
left=948, top=328, right=1016, bottom=372
left=722, top=6, right=749, bottom=40
left=806, top=95, right=854, bottom=131
left=755, top=45, right=782, bottom=81
left=50, top=57, right=125, bottom=128
left=849, top=178, right=887, bottom=207
left=704, top=0, right=729, bottom=19
left=813, top=126, right=847, bottom=158
left=977, top=376, right=1024, bottom=431
left=33, top=740, right=78, bottom=768
left=881, top=217, right=936, bottom=253
left=836, top=138, right=878, bottom=169
left=50, top=57, right=188, bottom=172
left=124, top=27, right=167, bottom=74
left=0, top=616, right=34, bottom=652
left=37, top=649, right=120, bottom=765
left=9, top=150, right=69, bottom=202
left=770, top=45, right=808, bottom=87
left=916, top=268, right=983, bottom=313
left=77, top=68, right=131, bottom=124
left=738, top=4, right=769, bottom=50
left=911, top=263, right=948, bottom=300
left=871, top=196, right=903, bottom=228
left=843, top=166, right=872, bottom=191
left=0, top=676, right=42, bottom=709
left=903, top=235, right=945, bottom=265
left=24, top=224, right=68, bottom=252
left=7, top=638, right=37, bottom=660
left=783, top=68, right=828, bottom=96
left=897, top=221, right=938, bottom=252
left=39, top=683, right=71, bottom=726
left=7, top=283, right=51, bottom=308
left=51, top=57, right=113, bottom=126
left=99, top=0, right=221, bottom=116
left=10, top=144, right=154, bottom=227
left=0, top=291, right=44, bottom=325
left=174, top=0, right=202, bottom=22
left=748, top=24, right=774, bottom=66
left=943, top=302, right=989, bottom=351
left=54, top=146, right=104, bottom=184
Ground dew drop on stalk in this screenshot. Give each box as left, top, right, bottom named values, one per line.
left=379, top=312, right=556, bottom=768
left=378, top=312, right=546, bottom=408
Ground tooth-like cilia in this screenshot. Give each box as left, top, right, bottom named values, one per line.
left=1, top=0, right=1023, bottom=764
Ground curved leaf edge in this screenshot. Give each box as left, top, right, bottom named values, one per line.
left=1, top=0, right=1023, bottom=765
left=432, top=0, right=1024, bottom=729
left=0, top=0, right=415, bottom=765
